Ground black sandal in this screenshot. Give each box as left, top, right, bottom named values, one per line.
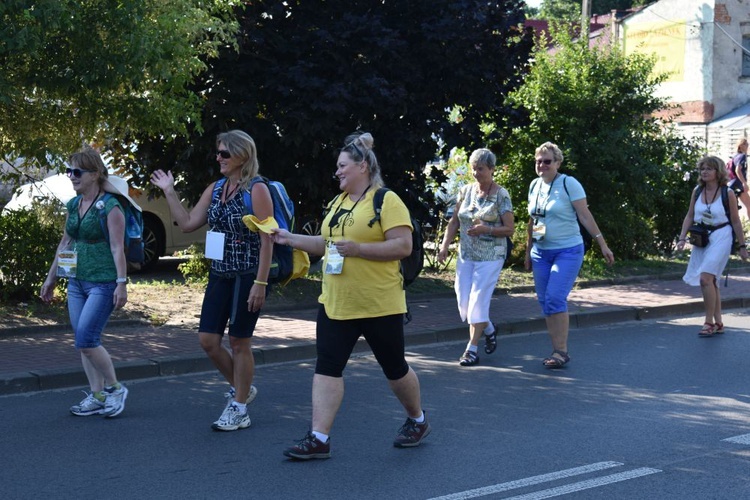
left=543, top=349, right=570, bottom=369
left=484, top=327, right=498, bottom=355
left=459, top=351, right=479, bottom=366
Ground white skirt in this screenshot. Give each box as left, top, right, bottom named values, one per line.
left=683, top=225, right=733, bottom=286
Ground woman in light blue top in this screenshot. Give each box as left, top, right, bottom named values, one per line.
left=524, top=142, right=614, bottom=368
left=439, top=148, right=514, bottom=366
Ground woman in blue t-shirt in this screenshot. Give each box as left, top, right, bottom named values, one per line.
left=524, top=142, right=614, bottom=368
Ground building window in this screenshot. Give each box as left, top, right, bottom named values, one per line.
left=743, top=36, right=750, bottom=77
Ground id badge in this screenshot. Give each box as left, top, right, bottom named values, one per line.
left=205, top=230, right=226, bottom=261
left=532, top=218, right=547, bottom=242
left=324, top=243, right=344, bottom=275
left=57, top=250, right=78, bottom=278
left=701, top=211, right=713, bottom=225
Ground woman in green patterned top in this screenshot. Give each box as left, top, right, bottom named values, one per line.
left=41, top=147, right=130, bottom=418
left=438, top=148, right=514, bottom=366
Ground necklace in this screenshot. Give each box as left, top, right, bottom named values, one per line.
left=703, top=185, right=720, bottom=210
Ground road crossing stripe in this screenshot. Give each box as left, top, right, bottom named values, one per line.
left=503, top=468, right=662, bottom=500
left=722, top=433, right=750, bottom=445
left=426, top=461, right=623, bottom=500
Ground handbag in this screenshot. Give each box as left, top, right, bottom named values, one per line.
left=688, top=224, right=710, bottom=247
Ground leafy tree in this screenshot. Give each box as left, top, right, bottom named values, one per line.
left=0, top=0, right=239, bottom=185
left=126, top=0, right=534, bottom=226
left=537, top=0, right=643, bottom=20
left=499, top=27, right=702, bottom=259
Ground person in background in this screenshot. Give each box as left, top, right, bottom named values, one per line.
left=151, top=130, right=270, bottom=431
left=272, top=131, right=430, bottom=460
left=677, top=155, right=748, bottom=336
left=438, top=148, right=514, bottom=366
left=525, top=141, right=614, bottom=368
left=41, top=147, right=130, bottom=418
left=728, top=138, right=750, bottom=219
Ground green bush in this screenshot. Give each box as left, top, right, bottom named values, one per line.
left=177, top=244, right=210, bottom=284
left=0, top=202, right=66, bottom=301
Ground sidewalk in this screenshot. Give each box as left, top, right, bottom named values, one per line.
left=2, top=272, right=750, bottom=395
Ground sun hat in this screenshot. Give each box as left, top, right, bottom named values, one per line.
left=102, top=175, right=142, bottom=212
left=242, top=214, right=310, bottom=285
left=242, top=214, right=278, bottom=233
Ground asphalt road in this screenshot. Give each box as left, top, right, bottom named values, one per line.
left=2, top=311, right=750, bottom=499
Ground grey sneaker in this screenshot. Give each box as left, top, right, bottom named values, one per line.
left=103, top=384, right=128, bottom=418
left=393, top=414, right=431, bottom=448
left=212, top=403, right=251, bottom=431
left=283, top=431, right=331, bottom=460
left=70, top=393, right=105, bottom=416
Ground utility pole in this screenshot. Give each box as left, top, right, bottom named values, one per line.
left=581, top=0, right=592, bottom=38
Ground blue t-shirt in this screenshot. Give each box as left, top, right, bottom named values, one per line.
left=527, top=174, right=585, bottom=250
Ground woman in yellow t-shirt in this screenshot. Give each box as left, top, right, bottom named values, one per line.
left=271, top=131, right=430, bottom=460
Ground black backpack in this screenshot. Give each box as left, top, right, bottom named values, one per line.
left=561, top=176, right=594, bottom=253
left=368, top=188, right=424, bottom=287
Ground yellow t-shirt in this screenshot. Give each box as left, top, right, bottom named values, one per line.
left=319, top=189, right=413, bottom=320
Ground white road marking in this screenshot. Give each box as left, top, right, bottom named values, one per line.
left=426, top=461, right=623, bottom=500
left=722, top=433, right=750, bottom=445
left=503, top=468, right=662, bottom=500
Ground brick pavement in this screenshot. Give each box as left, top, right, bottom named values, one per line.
left=2, top=272, right=749, bottom=394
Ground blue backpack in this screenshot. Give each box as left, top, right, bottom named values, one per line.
left=213, top=176, right=295, bottom=284
left=96, top=193, right=145, bottom=267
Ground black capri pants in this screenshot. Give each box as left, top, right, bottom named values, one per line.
left=315, top=305, right=410, bottom=380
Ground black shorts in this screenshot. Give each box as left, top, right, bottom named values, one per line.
left=729, top=179, right=745, bottom=195
left=198, top=271, right=264, bottom=338
left=314, top=305, right=409, bottom=380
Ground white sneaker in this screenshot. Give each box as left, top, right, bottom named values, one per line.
left=224, top=385, right=258, bottom=405
left=103, top=384, right=129, bottom=418
left=70, top=393, right=105, bottom=416
left=215, top=385, right=258, bottom=425
left=211, top=403, right=251, bottom=431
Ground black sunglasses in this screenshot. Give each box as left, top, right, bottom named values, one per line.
left=217, top=150, right=231, bottom=159
left=65, top=167, right=94, bottom=178
left=535, top=159, right=553, bottom=166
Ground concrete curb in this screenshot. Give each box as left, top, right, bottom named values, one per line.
left=3, top=297, right=747, bottom=396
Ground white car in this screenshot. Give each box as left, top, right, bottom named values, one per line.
left=3, top=173, right=207, bottom=270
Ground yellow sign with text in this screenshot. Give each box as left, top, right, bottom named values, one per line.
left=624, top=20, right=686, bottom=82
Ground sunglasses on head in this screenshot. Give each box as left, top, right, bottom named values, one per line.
left=217, top=150, right=231, bottom=159
left=535, top=159, right=553, bottom=166
left=65, top=167, right=93, bottom=178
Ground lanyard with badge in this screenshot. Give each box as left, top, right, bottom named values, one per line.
left=324, top=187, right=369, bottom=274
left=530, top=175, right=559, bottom=242
left=700, top=186, right=720, bottom=225
left=57, top=194, right=100, bottom=278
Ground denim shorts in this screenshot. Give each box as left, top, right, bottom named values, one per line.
left=67, top=279, right=117, bottom=349
left=530, top=244, right=584, bottom=316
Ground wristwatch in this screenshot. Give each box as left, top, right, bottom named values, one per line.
left=116, top=277, right=128, bottom=284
